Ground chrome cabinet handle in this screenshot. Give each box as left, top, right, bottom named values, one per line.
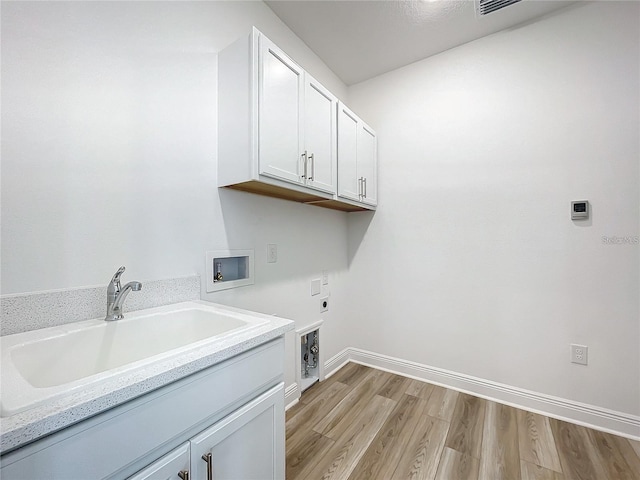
left=308, top=153, right=314, bottom=181
left=202, top=453, right=213, bottom=480
left=178, top=470, right=190, bottom=480
left=301, top=151, right=307, bottom=179
left=358, top=177, right=364, bottom=197
left=363, top=177, right=367, bottom=198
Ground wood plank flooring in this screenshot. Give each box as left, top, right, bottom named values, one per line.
left=286, top=363, right=640, bottom=480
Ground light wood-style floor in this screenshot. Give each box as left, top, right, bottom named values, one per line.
left=286, top=362, right=640, bottom=480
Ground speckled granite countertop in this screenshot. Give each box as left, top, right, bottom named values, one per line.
left=0, top=301, right=294, bottom=453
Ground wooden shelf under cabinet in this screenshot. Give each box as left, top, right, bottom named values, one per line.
left=224, top=182, right=369, bottom=212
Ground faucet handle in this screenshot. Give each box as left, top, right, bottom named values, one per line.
left=109, top=266, right=126, bottom=289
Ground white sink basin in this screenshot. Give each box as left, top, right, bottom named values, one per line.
left=0, top=302, right=269, bottom=417
left=11, top=309, right=249, bottom=388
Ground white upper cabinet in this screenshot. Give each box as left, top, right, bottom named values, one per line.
left=258, top=36, right=336, bottom=193
left=218, top=27, right=374, bottom=212
left=338, top=102, right=378, bottom=207
left=337, top=105, right=359, bottom=201
left=303, top=75, right=337, bottom=194
left=357, top=123, right=378, bottom=206
left=258, top=35, right=304, bottom=184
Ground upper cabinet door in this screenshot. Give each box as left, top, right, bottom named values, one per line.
left=258, top=36, right=304, bottom=184
left=358, top=123, right=378, bottom=206
left=337, top=103, right=360, bottom=202
left=304, top=76, right=337, bottom=194
left=337, top=101, right=378, bottom=207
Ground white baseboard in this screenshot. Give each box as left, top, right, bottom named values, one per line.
left=324, top=347, right=640, bottom=440
left=285, top=382, right=300, bottom=411
left=324, top=349, right=350, bottom=378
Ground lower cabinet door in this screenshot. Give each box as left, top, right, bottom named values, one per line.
left=190, top=383, right=285, bottom=480
left=128, top=443, right=190, bottom=480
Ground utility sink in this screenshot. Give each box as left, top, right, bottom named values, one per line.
left=0, top=301, right=269, bottom=417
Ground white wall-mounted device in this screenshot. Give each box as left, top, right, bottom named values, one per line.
left=571, top=200, right=590, bottom=220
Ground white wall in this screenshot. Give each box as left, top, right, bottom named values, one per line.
left=1, top=1, right=351, bottom=394
left=3, top=0, right=638, bottom=425
left=346, top=2, right=639, bottom=416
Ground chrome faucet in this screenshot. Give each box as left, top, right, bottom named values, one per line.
left=105, top=266, right=142, bottom=321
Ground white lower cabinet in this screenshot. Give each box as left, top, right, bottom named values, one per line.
left=0, top=339, right=285, bottom=480
left=129, top=384, right=284, bottom=480
left=128, top=443, right=190, bottom=480
left=190, top=384, right=284, bottom=480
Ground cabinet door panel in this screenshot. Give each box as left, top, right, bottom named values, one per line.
left=358, top=124, right=377, bottom=206
left=337, top=104, right=360, bottom=201
left=128, top=443, right=190, bottom=480
left=259, top=37, right=303, bottom=184
left=190, top=383, right=284, bottom=480
left=304, top=77, right=336, bottom=194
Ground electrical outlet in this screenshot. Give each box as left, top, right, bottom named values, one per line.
left=267, top=244, right=277, bottom=263
left=320, top=296, right=329, bottom=313
left=571, top=344, right=588, bottom=365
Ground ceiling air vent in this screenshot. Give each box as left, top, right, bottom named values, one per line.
left=476, top=0, right=522, bottom=16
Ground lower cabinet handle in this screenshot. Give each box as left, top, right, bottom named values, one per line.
left=202, top=453, right=213, bottom=480
left=178, top=470, right=190, bottom=480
